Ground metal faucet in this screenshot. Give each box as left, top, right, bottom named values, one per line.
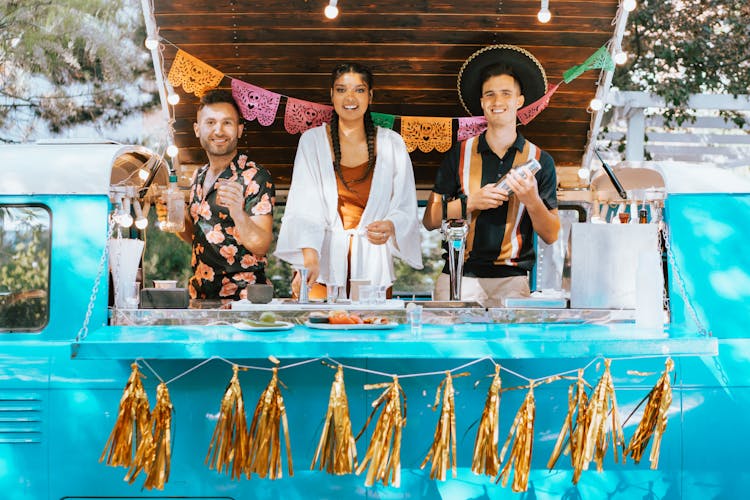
left=441, top=218, right=468, bottom=301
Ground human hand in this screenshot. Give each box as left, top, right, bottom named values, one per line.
left=504, top=166, right=539, bottom=205
left=365, top=220, right=395, bottom=245
left=215, top=180, right=244, bottom=217
left=467, top=183, right=509, bottom=212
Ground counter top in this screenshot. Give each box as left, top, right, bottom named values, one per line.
left=72, top=319, right=717, bottom=361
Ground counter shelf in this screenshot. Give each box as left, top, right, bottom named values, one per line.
left=72, top=304, right=718, bottom=360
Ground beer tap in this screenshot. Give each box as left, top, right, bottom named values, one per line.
left=440, top=194, right=468, bottom=301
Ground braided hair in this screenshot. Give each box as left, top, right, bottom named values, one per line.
left=329, top=63, right=377, bottom=188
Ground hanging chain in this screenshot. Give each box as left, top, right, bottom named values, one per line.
left=662, top=222, right=710, bottom=337
left=75, top=215, right=117, bottom=343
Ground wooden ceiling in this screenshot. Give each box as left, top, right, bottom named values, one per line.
left=150, top=0, right=621, bottom=188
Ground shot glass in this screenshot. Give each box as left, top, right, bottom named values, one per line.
left=326, top=284, right=342, bottom=304
left=358, top=285, right=376, bottom=305
left=406, top=303, right=423, bottom=337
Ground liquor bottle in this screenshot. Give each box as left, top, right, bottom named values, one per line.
left=162, top=174, right=185, bottom=232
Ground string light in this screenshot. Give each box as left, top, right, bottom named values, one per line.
left=114, top=198, right=134, bottom=228
left=623, top=0, right=637, bottom=12
left=324, top=0, right=339, bottom=19
left=589, top=98, right=604, bottom=111
left=166, top=144, right=179, bottom=158
left=613, top=50, right=628, bottom=65
left=578, top=167, right=591, bottom=180
left=144, top=37, right=159, bottom=50
left=133, top=199, right=148, bottom=230
left=537, top=0, right=551, bottom=23
left=167, top=92, right=180, bottom=105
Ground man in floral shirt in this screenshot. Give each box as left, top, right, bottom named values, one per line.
left=178, top=89, right=275, bottom=301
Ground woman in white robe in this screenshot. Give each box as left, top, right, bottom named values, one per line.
left=274, top=63, right=422, bottom=293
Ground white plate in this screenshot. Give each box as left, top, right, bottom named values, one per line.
left=304, top=320, right=399, bottom=330
left=233, top=321, right=295, bottom=331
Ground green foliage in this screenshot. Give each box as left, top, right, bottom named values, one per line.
left=142, top=211, right=192, bottom=287
left=614, top=0, right=750, bottom=127
left=0, top=207, right=50, bottom=329
left=0, top=0, right=157, bottom=142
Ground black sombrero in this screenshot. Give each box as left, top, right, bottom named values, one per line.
left=458, top=44, right=548, bottom=116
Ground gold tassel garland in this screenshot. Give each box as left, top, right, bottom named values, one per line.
left=497, top=386, right=536, bottom=492
left=245, top=367, right=294, bottom=479
left=355, top=376, right=406, bottom=487
left=547, top=369, right=590, bottom=484
left=142, top=382, right=173, bottom=490
left=311, top=365, right=358, bottom=474
left=100, top=362, right=151, bottom=468
left=420, top=371, right=468, bottom=480
left=472, top=364, right=502, bottom=477
left=206, top=365, right=249, bottom=479
left=625, top=357, right=674, bottom=469
left=583, top=359, right=625, bottom=472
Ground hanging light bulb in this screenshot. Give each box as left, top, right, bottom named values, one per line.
left=167, top=92, right=180, bottom=105
left=589, top=98, right=604, bottom=111
left=578, top=167, right=591, bottom=180
left=324, top=0, right=339, bottom=19
left=623, top=0, right=637, bottom=12
left=118, top=198, right=134, bottom=228
left=166, top=144, right=179, bottom=158
left=133, top=199, right=148, bottom=230
left=613, top=50, right=628, bottom=65
left=138, top=168, right=150, bottom=181
left=537, top=0, right=551, bottom=23
left=144, top=37, right=159, bottom=50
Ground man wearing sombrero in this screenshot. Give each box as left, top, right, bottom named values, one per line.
left=423, top=45, right=560, bottom=306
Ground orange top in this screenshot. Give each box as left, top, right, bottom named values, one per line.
left=336, top=161, right=373, bottom=229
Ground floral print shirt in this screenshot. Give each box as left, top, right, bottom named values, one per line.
left=187, top=153, right=275, bottom=300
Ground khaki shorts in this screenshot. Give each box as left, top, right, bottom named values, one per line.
left=434, top=273, right=530, bottom=307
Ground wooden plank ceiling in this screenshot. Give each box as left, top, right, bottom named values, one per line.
left=152, top=0, right=620, bottom=188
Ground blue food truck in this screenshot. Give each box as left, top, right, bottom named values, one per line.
left=1, top=141, right=749, bottom=499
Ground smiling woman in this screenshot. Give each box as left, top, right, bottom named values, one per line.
left=274, top=62, right=423, bottom=300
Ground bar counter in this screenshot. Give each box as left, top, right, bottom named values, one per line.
left=70, top=301, right=717, bottom=360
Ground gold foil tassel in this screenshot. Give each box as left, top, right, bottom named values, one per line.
left=583, top=358, right=625, bottom=472
left=206, top=365, right=249, bottom=479
left=547, top=369, right=590, bottom=483
left=497, top=386, right=536, bottom=492
left=100, top=362, right=151, bottom=468
left=625, top=357, right=674, bottom=469
left=311, top=365, right=358, bottom=474
left=355, top=376, right=406, bottom=487
left=472, top=364, right=502, bottom=477
left=245, top=367, right=293, bottom=479
left=142, top=382, right=173, bottom=490
left=421, top=371, right=468, bottom=480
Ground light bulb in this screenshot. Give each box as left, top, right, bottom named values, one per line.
left=167, top=93, right=180, bottom=105
left=119, top=213, right=134, bottom=228
left=537, top=0, right=551, bottom=23
left=166, top=144, right=179, bottom=158
left=623, top=0, right=637, bottom=12
left=324, top=0, right=339, bottom=19
left=577, top=167, right=591, bottom=180
left=614, top=51, right=628, bottom=65
left=138, top=168, right=149, bottom=181
left=590, top=98, right=604, bottom=111
left=144, top=37, right=159, bottom=50
left=133, top=199, right=148, bottom=230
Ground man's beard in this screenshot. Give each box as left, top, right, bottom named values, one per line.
left=200, top=136, right=238, bottom=157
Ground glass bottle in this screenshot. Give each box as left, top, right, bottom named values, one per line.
left=162, top=174, right=185, bottom=232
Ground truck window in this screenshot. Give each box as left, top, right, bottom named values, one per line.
left=0, top=206, right=51, bottom=332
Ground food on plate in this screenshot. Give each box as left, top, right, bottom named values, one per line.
left=362, top=316, right=389, bottom=325
left=259, top=311, right=278, bottom=324
left=308, top=311, right=330, bottom=324
left=328, top=310, right=363, bottom=325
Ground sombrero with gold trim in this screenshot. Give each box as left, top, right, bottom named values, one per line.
left=458, top=44, right=548, bottom=116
